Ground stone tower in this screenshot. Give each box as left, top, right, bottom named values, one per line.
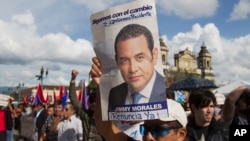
left=160, top=38, right=168, bottom=76
left=197, top=42, right=215, bottom=81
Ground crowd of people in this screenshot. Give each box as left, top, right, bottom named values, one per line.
left=90, top=57, right=250, bottom=141
left=0, top=57, right=250, bottom=141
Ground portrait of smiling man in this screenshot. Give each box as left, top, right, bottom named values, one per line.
left=108, top=23, right=166, bottom=112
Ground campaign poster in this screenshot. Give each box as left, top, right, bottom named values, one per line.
left=0, top=94, right=10, bottom=107
left=90, top=0, right=168, bottom=121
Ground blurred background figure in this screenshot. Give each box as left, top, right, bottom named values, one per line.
left=0, top=105, right=7, bottom=141
left=69, top=69, right=104, bottom=141
left=214, top=91, right=225, bottom=121
left=40, top=104, right=54, bottom=141
left=57, top=102, right=83, bottom=141
left=222, top=86, right=250, bottom=125
left=6, top=98, right=15, bottom=141
left=34, top=103, right=47, bottom=141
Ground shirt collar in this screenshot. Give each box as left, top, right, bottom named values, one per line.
left=129, top=71, right=156, bottom=99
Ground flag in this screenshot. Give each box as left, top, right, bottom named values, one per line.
left=37, top=84, right=45, bottom=103
left=22, top=96, right=28, bottom=104
left=44, top=92, right=49, bottom=104
left=62, top=87, right=68, bottom=109
left=32, top=93, right=41, bottom=105
left=59, top=85, right=64, bottom=100
left=81, top=80, right=88, bottom=110
left=78, top=91, right=82, bottom=102
left=53, top=89, right=57, bottom=103
left=174, top=90, right=185, bottom=103
left=28, top=96, right=33, bottom=103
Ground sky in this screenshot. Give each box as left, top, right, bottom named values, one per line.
left=0, top=0, right=250, bottom=88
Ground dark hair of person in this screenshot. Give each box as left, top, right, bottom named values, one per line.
left=37, top=102, right=44, bottom=107
left=166, top=88, right=175, bottom=100
left=66, top=102, right=74, bottom=111
left=236, top=89, right=250, bottom=106
left=47, top=104, right=54, bottom=109
left=54, top=100, right=62, bottom=106
left=189, top=88, right=216, bottom=112
left=114, top=23, right=154, bottom=55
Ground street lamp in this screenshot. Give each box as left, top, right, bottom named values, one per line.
left=35, top=66, right=49, bottom=87
left=16, top=82, right=24, bottom=104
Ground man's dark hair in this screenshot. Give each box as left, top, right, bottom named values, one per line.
left=54, top=100, right=62, bottom=106
left=189, top=88, right=216, bottom=113
left=114, top=24, right=154, bottom=54
left=36, top=102, right=44, bottom=107
left=236, top=89, right=250, bottom=106
left=47, top=104, right=54, bottom=109
left=66, top=102, right=75, bottom=111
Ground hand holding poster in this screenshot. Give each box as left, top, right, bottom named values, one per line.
left=91, top=0, right=168, bottom=121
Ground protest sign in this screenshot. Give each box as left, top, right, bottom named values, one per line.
left=0, top=94, right=10, bottom=107
left=91, top=0, right=168, bottom=121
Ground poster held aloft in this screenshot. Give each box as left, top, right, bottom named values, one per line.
left=90, top=0, right=168, bottom=121
left=0, top=94, right=10, bottom=107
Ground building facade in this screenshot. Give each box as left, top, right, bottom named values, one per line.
left=160, top=41, right=215, bottom=87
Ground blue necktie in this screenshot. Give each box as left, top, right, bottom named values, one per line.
left=131, top=93, right=142, bottom=104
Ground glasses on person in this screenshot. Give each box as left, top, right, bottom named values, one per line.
left=140, top=124, right=181, bottom=138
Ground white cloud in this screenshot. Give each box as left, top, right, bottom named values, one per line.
left=0, top=0, right=249, bottom=88
left=156, top=0, right=219, bottom=19
left=162, top=23, right=250, bottom=84
left=0, top=12, right=95, bottom=86
left=229, top=0, right=250, bottom=21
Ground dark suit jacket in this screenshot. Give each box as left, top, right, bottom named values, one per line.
left=108, top=71, right=166, bottom=111
left=36, top=109, right=47, bottom=139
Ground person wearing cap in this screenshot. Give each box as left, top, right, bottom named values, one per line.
left=186, top=88, right=229, bottom=141
left=90, top=56, right=188, bottom=141
left=141, top=99, right=187, bottom=141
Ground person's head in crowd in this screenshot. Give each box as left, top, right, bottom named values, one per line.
left=141, top=99, right=187, bottom=141
left=63, top=102, right=75, bottom=119
left=17, top=103, right=26, bottom=113
left=24, top=105, right=33, bottom=115
left=47, top=104, right=54, bottom=116
left=235, top=89, right=250, bottom=116
left=54, top=100, right=63, bottom=117
left=189, top=88, right=216, bottom=126
left=88, top=91, right=97, bottom=111
left=114, top=23, right=158, bottom=92
left=35, top=102, right=44, bottom=111
left=166, top=88, right=175, bottom=100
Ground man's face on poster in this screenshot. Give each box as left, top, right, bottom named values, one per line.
left=116, top=34, right=158, bottom=92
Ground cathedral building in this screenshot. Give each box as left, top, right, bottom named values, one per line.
left=160, top=41, right=215, bottom=87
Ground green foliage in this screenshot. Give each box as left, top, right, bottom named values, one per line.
left=87, top=80, right=97, bottom=91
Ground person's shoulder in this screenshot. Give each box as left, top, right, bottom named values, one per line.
left=110, top=82, right=127, bottom=93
